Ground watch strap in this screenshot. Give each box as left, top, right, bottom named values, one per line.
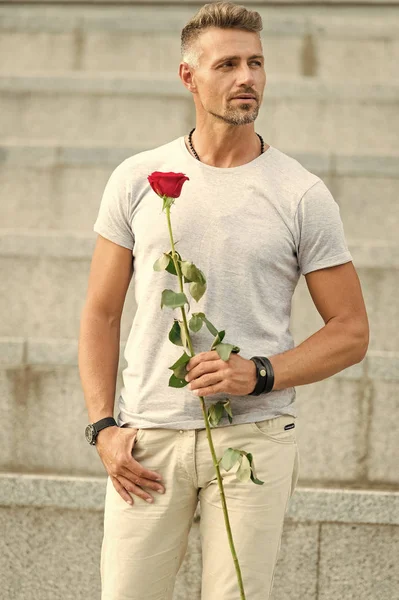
left=93, top=417, right=118, bottom=435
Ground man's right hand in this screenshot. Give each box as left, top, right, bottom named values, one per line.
left=95, top=426, right=165, bottom=505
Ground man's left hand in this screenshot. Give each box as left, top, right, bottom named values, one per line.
left=185, top=351, right=257, bottom=397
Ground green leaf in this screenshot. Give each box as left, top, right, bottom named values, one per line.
left=180, top=261, right=199, bottom=282
left=189, top=313, right=203, bottom=333
left=153, top=253, right=171, bottom=271
left=168, top=351, right=191, bottom=371
left=169, top=320, right=183, bottom=346
left=161, top=289, right=189, bottom=310
left=169, top=373, right=188, bottom=388
left=220, top=448, right=241, bottom=472
left=207, top=402, right=226, bottom=427
left=165, top=250, right=182, bottom=276
left=202, top=316, right=218, bottom=337
left=245, top=452, right=264, bottom=485
left=189, top=280, right=207, bottom=302
left=174, top=363, right=190, bottom=380
left=223, top=399, right=233, bottom=424
left=197, top=268, right=206, bottom=285
left=207, top=399, right=233, bottom=426
left=250, top=474, right=264, bottom=485
left=181, top=262, right=207, bottom=285
left=165, top=261, right=177, bottom=276
left=236, top=454, right=252, bottom=483
left=214, top=342, right=235, bottom=361
left=171, top=349, right=191, bottom=379
left=211, top=330, right=226, bottom=349
left=207, top=405, right=217, bottom=427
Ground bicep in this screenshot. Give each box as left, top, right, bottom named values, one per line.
left=304, top=261, right=369, bottom=336
left=84, top=234, right=134, bottom=322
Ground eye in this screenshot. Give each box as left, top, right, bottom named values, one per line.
left=220, top=61, right=262, bottom=68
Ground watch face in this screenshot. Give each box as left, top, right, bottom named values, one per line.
left=85, top=424, right=95, bottom=444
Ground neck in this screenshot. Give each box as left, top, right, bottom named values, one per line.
left=185, top=125, right=269, bottom=168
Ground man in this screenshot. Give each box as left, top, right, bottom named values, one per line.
left=79, top=2, right=369, bottom=599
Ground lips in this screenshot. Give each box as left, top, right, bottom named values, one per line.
left=232, top=95, right=256, bottom=100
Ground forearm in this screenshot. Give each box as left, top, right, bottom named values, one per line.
left=78, top=306, right=120, bottom=423
left=268, top=318, right=368, bottom=391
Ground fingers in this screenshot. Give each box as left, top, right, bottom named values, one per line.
left=125, top=428, right=164, bottom=482
left=187, top=370, right=225, bottom=396
left=111, top=473, right=165, bottom=506
left=126, top=438, right=164, bottom=482
left=186, top=350, right=221, bottom=373
left=190, top=383, right=222, bottom=397
left=105, top=430, right=165, bottom=506
left=186, top=359, right=224, bottom=387
left=121, top=457, right=166, bottom=494
left=111, top=474, right=135, bottom=505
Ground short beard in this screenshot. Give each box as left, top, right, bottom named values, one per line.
left=209, top=101, right=259, bottom=126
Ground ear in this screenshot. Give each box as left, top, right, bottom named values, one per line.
left=179, top=62, right=197, bottom=93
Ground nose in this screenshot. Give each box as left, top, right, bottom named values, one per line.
left=235, top=64, right=256, bottom=88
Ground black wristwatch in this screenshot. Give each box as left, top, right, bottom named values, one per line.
left=85, top=417, right=118, bottom=445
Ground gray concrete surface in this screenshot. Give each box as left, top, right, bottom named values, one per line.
left=0, top=473, right=398, bottom=600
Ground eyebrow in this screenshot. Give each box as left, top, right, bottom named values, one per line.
left=213, top=54, right=264, bottom=65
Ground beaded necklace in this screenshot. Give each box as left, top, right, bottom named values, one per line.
left=187, top=127, right=265, bottom=161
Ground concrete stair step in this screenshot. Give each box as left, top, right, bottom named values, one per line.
left=2, top=472, right=398, bottom=522
left=1, top=142, right=398, bottom=241
left=0, top=333, right=398, bottom=482
left=0, top=4, right=398, bottom=81
left=1, top=74, right=399, bottom=152
left=0, top=473, right=398, bottom=599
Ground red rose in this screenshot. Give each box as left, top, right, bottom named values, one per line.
left=148, top=171, right=189, bottom=199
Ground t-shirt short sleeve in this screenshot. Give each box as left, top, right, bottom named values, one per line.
left=294, top=179, right=353, bottom=275
left=93, top=160, right=135, bottom=250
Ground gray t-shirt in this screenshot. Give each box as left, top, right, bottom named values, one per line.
left=93, top=136, right=353, bottom=429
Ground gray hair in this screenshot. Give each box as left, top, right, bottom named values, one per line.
left=181, top=1, right=263, bottom=69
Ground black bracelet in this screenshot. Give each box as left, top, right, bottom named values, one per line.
left=249, top=356, right=275, bottom=395
left=249, top=357, right=267, bottom=395
left=257, top=356, right=275, bottom=393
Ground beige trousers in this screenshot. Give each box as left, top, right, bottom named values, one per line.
left=101, top=414, right=300, bottom=600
